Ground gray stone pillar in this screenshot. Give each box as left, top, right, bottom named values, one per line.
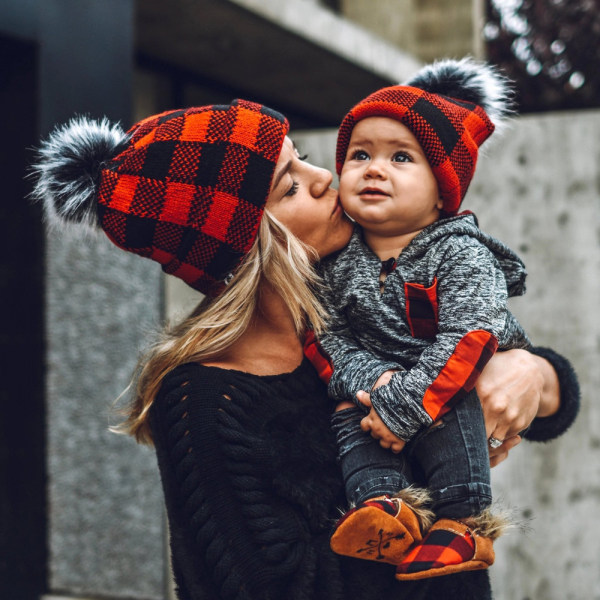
left=468, top=111, right=599, bottom=600
left=40, top=1, right=165, bottom=597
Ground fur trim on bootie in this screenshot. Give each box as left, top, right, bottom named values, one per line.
left=461, top=507, right=511, bottom=541
left=395, top=509, right=508, bottom=581
left=330, top=487, right=433, bottom=565
left=392, top=486, right=435, bottom=534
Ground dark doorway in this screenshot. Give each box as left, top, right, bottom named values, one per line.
left=0, top=33, right=47, bottom=600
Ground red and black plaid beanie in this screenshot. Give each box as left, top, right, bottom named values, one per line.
left=32, top=99, right=289, bottom=296
left=336, top=59, right=514, bottom=215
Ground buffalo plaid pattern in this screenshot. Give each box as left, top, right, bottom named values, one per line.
left=336, top=86, right=494, bottom=214
left=334, top=496, right=399, bottom=530
left=97, top=100, right=289, bottom=295
left=405, top=278, right=439, bottom=339
left=395, top=521, right=475, bottom=575
left=423, top=330, right=498, bottom=422
left=303, top=330, right=334, bottom=384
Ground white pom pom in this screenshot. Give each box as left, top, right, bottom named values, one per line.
left=404, top=57, right=516, bottom=136
left=31, top=116, right=129, bottom=230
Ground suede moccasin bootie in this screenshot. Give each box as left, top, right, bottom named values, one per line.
left=330, top=495, right=426, bottom=564
left=394, top=518, right=495, bottom=580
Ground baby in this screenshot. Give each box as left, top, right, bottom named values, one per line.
left=319, top=58, right=530, bottom=580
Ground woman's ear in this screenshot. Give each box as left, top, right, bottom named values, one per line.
left=436, top=197, right=444, bottom=210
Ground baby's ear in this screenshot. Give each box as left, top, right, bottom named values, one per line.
left=436, top=197, right=444, bottom=210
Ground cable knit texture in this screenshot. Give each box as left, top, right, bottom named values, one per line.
left=149, top=359, right=520, bottom=600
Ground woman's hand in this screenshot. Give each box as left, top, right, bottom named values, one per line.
left=476, top=349, right=560, bottom=466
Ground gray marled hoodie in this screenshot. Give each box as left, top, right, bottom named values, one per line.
left=319, top=213, right=531, bottom=441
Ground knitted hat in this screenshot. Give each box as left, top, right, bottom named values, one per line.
left=336, top=58, right=514, bottom=214
left=31, top=99, right=289, bottom=296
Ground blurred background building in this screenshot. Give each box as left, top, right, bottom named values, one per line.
left=1, top=1, right=598, bottom=599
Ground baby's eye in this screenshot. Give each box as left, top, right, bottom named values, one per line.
left=392, top=152, right=412, bottom=163
left=351, top=150, right=369, bottom=161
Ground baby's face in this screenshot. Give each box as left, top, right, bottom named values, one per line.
left=339, top=117, right=442, bottom=239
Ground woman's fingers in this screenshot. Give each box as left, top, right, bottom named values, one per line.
left=477, top=349, right=542, bottom=439
left=489, top=435, right=521, bottom=468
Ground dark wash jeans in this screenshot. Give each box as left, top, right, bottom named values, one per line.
left=331, top=390, right=492, bottom=518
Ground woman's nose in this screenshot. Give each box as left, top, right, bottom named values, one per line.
left=309, top=165, right=334, bottom=197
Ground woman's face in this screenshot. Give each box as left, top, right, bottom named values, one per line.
left=266, top=137, right=353, bottom=258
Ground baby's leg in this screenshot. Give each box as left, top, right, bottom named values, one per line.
left=330, top=405, right=430, bottom=564
left=408, top=390, right=492, bottom=519
left=396, top=391, right=503, bottom=580
left=331, top=404, right=411, bottom=505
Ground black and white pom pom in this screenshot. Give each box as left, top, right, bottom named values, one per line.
left=405, top=57, right=515, bottom=136
left=31, top=116, right=129, bottom=230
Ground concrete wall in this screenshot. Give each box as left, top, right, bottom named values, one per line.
left=292, top=109, right=599, bottom=600
left=470, top=110, right=600, bottom=600
left=35, top=2, right=168, bottom=598
left=45, top=231, right=165, bottom=600
left=340, top=0, right=484, bottom=62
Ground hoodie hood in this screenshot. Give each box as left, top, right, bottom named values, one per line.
left=403, top=212, right=527, bottom=297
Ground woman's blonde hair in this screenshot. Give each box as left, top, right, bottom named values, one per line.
left=113, top=210, right=327, bottom=444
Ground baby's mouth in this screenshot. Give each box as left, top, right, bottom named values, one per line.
left=359, top=188, right=388, bottom=197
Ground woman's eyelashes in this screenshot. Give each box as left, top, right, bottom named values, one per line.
left=285, top=181, right=299, bottom=196
left=281, top=153, right=307, bottom=197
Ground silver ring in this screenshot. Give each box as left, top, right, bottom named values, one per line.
left=488, top=436, right=503, bottom=449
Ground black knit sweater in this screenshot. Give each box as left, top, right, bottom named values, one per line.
left=149, top=348, right=579, bottom=600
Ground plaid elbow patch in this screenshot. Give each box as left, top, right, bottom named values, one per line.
left=303, top=330, right=334, bottom=384
left=422, top=330, right=498, bottom=422
left=96, top=100, right=289, bottom=295
left=336, top=86, right=494, bottom=214
left=405, top=278, right=439, bottom=339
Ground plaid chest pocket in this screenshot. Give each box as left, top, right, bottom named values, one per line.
left=404, top=278, right=439, bottom=339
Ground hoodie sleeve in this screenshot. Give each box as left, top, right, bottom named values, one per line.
left=318, top=257, right=402, bottom=403
left=370, top=241, right=530, bottom=441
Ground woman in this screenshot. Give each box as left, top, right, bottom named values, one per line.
left=32, top=100, right=579, bottom=600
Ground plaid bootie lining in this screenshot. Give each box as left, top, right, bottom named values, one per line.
left=330, top=496, right=422, bottom=564
left=395, top=518, right=494, bottom=580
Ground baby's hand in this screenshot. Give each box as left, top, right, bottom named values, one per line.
left=356, top=390, right=406, bottom=453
